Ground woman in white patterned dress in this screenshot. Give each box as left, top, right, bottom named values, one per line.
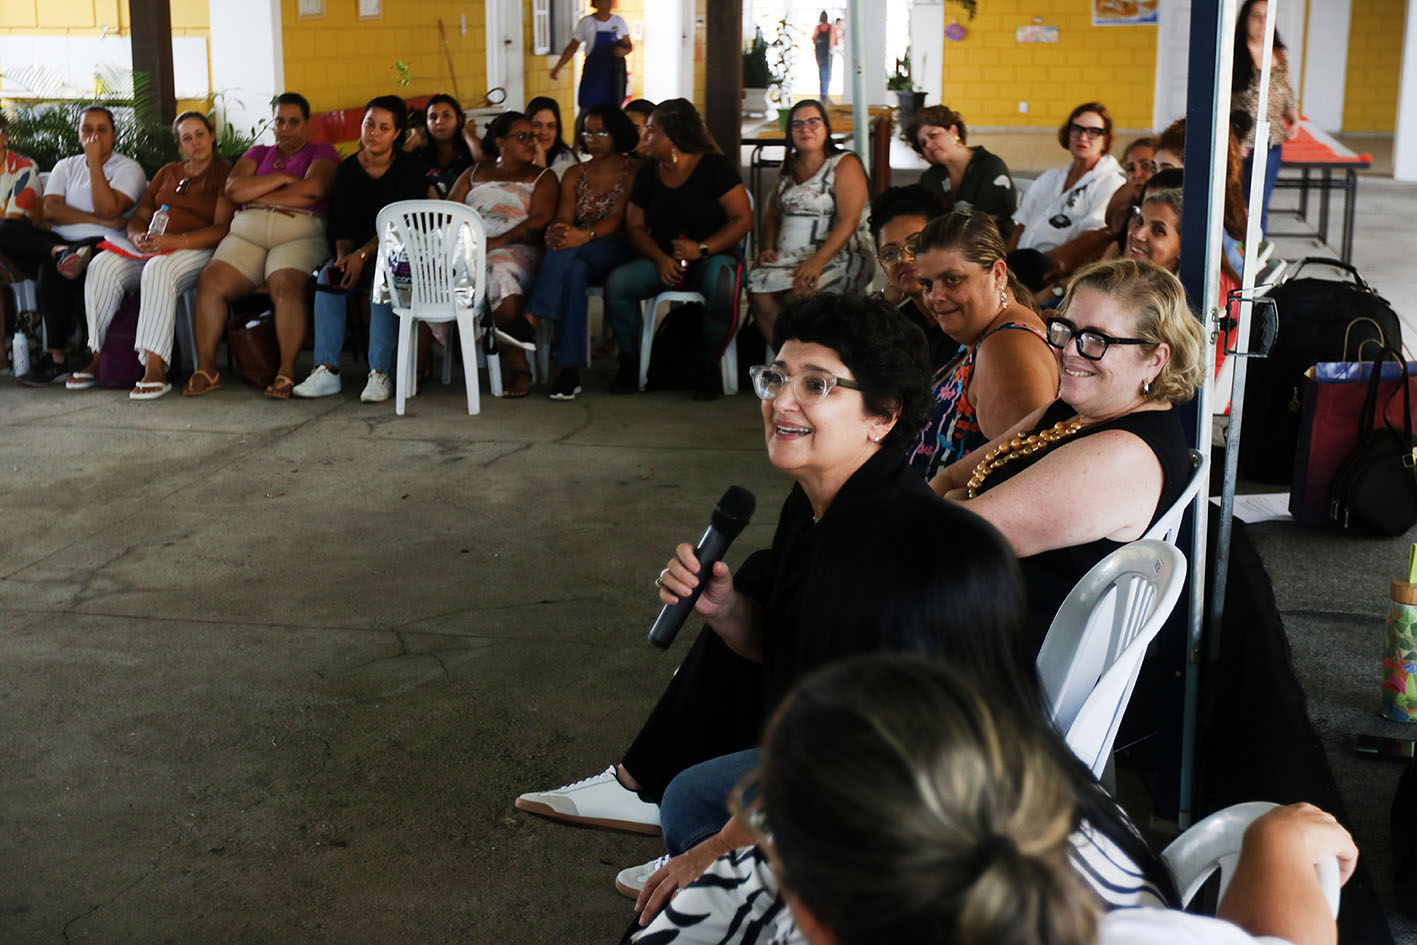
left=448, top=111, right=558, bottom=397
left=747, top=99, right=873, bottom=343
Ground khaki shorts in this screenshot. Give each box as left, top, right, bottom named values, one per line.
left=212, top=207, right=329, bottom=285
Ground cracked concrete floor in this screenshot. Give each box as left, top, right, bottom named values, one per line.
left=0, top=372, right=785, bottom=945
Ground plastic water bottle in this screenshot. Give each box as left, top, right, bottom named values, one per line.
left=11, top=331, right=29, bottom=377
left=148, top=204, right=170, bottom=236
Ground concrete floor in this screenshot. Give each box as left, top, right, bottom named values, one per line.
left=4, top=135, right=1415, bottom=944
left=0, top=379, right=787, bottom=944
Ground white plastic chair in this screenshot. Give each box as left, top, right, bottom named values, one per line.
left=1036, top=539, right=1187, bottom=778
left=1161, top=800, right=1341, bottom=916
left=1142, top=449, right=1207, bottom=545
left=374, top=200, right=493, bottom=416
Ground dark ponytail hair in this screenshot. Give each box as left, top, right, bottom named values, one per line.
left=364, top=94, right=409, bottom=149
left=481, top=110, right=527, bottom=159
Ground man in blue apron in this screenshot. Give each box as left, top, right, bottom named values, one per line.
left=549, top=0, right=632, bottom=110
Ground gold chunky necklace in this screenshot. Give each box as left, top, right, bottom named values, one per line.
left=966, top=417, right=1087, bottom=498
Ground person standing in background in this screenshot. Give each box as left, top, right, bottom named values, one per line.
left=549, top=0, right=632, bottom=111
left=812, top=12, right=833, bottom=102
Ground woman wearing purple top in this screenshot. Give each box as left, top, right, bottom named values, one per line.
left=185, top=92, right=338, bottom=399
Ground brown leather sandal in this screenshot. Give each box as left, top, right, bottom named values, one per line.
left=264, top=374, right=295, bottom=399
left=182, top=369, right=222, bottom=396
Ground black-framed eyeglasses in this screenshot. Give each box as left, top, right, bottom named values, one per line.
left=876, top=231, right=922, bottom=265
left=790, top=116, right=823, bottom=132
left=1045, top=317, right=1150, bottom=361
left=749, top=364, right=861, bottom=405
left=1067, top=123, right=1106, bottom=139
left=505, top=131, right=533, bottom=142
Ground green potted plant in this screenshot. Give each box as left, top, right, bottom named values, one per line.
left=742, top=27, right=776, bottom=119
left=888, top=50, right=926, bottom=124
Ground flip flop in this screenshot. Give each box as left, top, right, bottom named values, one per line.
left=181, top=369, right=222, bottom=396
left=502, top=368, right=533, bottom=399
left=64, top=371, right=97, bottom=390
left=264, top=374, right=295, bottom=400
left=130, top=381, right=172, bottom=401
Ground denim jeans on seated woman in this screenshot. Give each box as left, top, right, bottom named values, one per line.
left=602, top=253, right=742, bottom=367
left=658, top=748, right=760, bottom=855
left=312, top=262, right=397, bottom=374
left=526, top=235, right=630, bottom=369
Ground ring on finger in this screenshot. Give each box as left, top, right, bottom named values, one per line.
left=654, top=568, right=669, bottom=588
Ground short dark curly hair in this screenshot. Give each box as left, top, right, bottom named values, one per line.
left=772, top=293, right=932, bottom=451
left=868, top=184, right=950, bottom=243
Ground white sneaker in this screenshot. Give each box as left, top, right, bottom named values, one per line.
left=293, top=364, right=341, bottom=398
left=360, top=370, right=392, bottom=403
left=514, top=766, right=662, bottom=835
left=615, top=854, right=671, bottom=899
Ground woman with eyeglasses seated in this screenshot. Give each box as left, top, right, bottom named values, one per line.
left=933, top=258, right=1204, bottom=642
left=867, top=185, right=957, bottom=371
left=735, top=653, right=1353, bottom=945
left=75, top=111, right=232, bottom=400
left=909, top=211, right=1058, bottom=483
left=448, top=111, right=559, bottom=398
left=514, top=293, right=936, bottom=848
left=905, top=104, right=1017, bottom=239
left=1005, top=102, right=1126, bottom=298
left=524, top=104, right=641, bottom=401
left=602, top=98, right=754, bottom=400
left=746, top=100, right=873, bottom=345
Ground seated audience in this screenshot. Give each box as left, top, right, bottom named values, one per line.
left=1006, top=102, right=1125, bottom=296
left=623, top=98, right=656, bottom=158
left=448, top=111, right=558, bottom=398
left=526, top=96, right=580, bottom=179
left=868, top=184, right=956, bottom=369
left=74, top=111, right=234, bottom=399
left=908, top=211, right=1058, bottom=482
left=404, top=93, right=474, bottom=198
left=12, top=106, right=146, bottom=386
left=1102, top=166, right=1182, bottom=263
left=0, top=110, right=43, bottom=373
left=524, top=104, right=640, bottom=401
left=514, top=294, right=932, bottom=840
left=293, top=96, right=433, bottom=402
left=183, top=92, right=337, bottom=398
left=933, top=259, right=1204, bottom=641
left=1152, top=117, right=1250, bottom=277
left=1103, top=135, right=1156, bottom=240
left=737, top=653, right=1353, bottom=945
left=747, top=99, right=872, bottom=343
left=1124, top=187, right=1184, bottom=274
left=906, top=104, right=1016, bottom=237
left=602, top=98, right=753, bottom=400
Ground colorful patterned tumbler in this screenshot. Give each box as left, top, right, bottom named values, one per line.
left=1381, top=544, right=1417, bottom=723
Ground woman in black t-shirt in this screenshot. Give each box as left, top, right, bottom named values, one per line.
left=404, top=94, right=474, bottom=198
left=602, top=98, right=753, bottom=400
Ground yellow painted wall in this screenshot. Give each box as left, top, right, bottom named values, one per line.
left=279, top=0, right=487, bottom=115
left=692, top=0, right=706, bottom=110
left=1342, top=0, right=1405, bottom=132
left=521, top=0, right=575, bottom=125
left=939, top=0, right=1156, bottom=129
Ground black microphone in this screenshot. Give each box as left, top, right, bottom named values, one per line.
left=648, top=486, right=757, bottom=649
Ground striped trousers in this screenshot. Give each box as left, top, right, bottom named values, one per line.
left=83, top=248, right=214, bottom=368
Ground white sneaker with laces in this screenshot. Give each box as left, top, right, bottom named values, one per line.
left=360, top=370, right=392, bottom=403
left=514, top=766, right=662, bottom=835
left=615, top=854, right=671, bottom=899
left=293, top=363, right=340, bottom=398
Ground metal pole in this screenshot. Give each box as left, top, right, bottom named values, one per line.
left=1175, top=0, right=1238, bottom=830
left=847, top=0, right=868, bottom=171
left=1209, top=0, right=1279, bottom=665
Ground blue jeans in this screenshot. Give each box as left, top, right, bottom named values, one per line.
left=1242, top=142, right=1283, bottom=237
left=526, top=236, right=630, bottom=369
left=603, top=253, right=742, bottom=366
left=659, top=748, right=760, bottom=855
left=312, top=263, right=396, bottom=373
left=818, top=57, right=831, bottom=100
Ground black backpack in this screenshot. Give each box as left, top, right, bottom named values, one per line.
left=1238, top=258, right=1403, bottom=483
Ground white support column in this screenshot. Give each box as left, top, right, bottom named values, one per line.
left=1301, top=0, right=1352, bottom=132
left=1396, top=0, right=1417, bottom=180
left=208, top=0, right=283, bottom=142
left=910, top=0, right=944, bottom=109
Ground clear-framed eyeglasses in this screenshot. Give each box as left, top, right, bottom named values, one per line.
left=749, top=364, right=862, bottom=405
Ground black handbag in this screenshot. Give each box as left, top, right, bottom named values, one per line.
left=1328, top=345, right=1417, bottom=536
